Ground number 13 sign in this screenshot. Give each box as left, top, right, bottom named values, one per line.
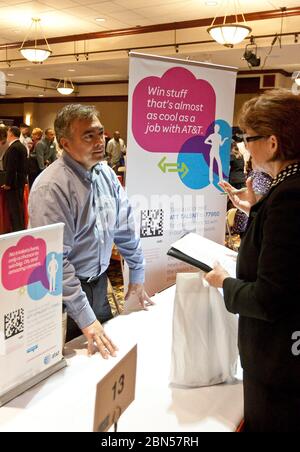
left=93, top=345, right=137, bottom=432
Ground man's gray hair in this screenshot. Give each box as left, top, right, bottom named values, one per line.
left=54, top=104, right=100, bottom=148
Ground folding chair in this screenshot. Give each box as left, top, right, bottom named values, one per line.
left=226, top=208, right=237, bottom=250
left=107, top=277, right=122, bottom=315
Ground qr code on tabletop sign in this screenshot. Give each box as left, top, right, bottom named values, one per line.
left=4, top=308, right=24, bottom=340
left=140, top=209, right=164, bottom=238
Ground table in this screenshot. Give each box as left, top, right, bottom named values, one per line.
left=0, top=286, right=243, bottom=432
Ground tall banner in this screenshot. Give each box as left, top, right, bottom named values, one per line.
left=0, top=224, right=65, bottom=404
left=127, top=53, right=237, bottom=295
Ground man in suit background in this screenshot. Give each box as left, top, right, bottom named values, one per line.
left=1, top=126, right=27, bottom=231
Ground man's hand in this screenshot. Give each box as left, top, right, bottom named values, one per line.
left=82, top=320, right=118, bottom=359
left=1, top=185, right=11, bottom=190
left=125, top=283, right=154, bottom=310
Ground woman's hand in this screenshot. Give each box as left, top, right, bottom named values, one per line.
left=203, top=262, right=230, bottom=288
left=219, top=177, right=256, bottom=216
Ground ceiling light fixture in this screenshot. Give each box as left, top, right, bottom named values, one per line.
left=207, top=0, right=251, bottom=48
left=56, top=78, right=74, bottom=95
left=295, top=72, right=300, bottom=86
left=19, top=18, right=52, bottom=64
left=95, top=18, right=106, bottom=22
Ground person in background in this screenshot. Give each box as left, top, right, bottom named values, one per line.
left=28, top=127, right=43, bottom=188
left=35, top=128, right=57, bottom=171
left=106, top=131, right=126, bottom=172
left=0, top=125, right=8, bottom=171
left=232, top=126, right=250, bottom=169
left=229, top=141, right=245, bottom=190
left=231, top=156, right=273, bottom=235
left=244, top=156, right=273, bottom=196
left=19, top=123, right=32, bottom=156
left=29, top=104, right=153, bottom=358
left=1, top=126, right=27, bottom=231
left=204, top=89, right=300, bottom=432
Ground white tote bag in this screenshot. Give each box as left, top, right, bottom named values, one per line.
left=170, top=272, right=238, bottom=387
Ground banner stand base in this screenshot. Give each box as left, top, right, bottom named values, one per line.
left=0, top=358, right=67, bottom=407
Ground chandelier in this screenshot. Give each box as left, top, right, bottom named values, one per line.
left=207, top=1, right=251, bottom=48
left=56, top=78, right=74, bottom=95
left=19, top=18, right=52, bottom=63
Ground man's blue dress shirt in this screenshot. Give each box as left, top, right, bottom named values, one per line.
left=29, top=151, right=145, bottom=329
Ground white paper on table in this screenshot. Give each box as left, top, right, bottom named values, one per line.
left=170, top=233, right=237, bottom=278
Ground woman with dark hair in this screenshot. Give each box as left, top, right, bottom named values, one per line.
left=204, top=89, right=300, bottom=432
left=229, top=141, right=245, bottom=190
left=28, top=127, right=43, bottom=188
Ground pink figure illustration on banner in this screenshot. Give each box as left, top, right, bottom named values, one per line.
left=204, top=124, right=229, bottom=184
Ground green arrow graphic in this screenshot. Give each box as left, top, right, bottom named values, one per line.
left=158, top=157, right=189, bottom=178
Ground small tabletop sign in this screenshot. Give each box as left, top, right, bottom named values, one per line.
left=0, top=224, right=66, bottom=407
left=93, top=345, right=137, bottom=432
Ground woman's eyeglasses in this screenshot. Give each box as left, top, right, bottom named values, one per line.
left=236, top=134, right=269, bottom=147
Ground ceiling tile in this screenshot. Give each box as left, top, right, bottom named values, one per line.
left=90, top=1, right=127, bottom=14
left=39, top=0, right=79, bottom=8
left=61, top=6, right=104, bottom=18
left=73, top=0, right=111, bottom=5
left=114, top=0, right=185, bottom=8
left=107, top=11, right=149, bottom=26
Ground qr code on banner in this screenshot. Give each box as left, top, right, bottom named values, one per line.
left=140, top=209, right=164, bottom=238
left=4, top=308, right=24, bottom=340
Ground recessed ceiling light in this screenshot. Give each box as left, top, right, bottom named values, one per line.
left=68, top=69, right=75, bottom=72
left=7, top=73, right=14, bottom=77
left=95, top=18, right=105, bottom=22
left=38, top=94, right=44, bottom=97
left=205, top=1, right=218, bottom=5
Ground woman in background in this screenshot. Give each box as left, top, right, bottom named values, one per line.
left=28, top=127, right=43, bottom=188
left=231, top=156, right=272, bottom=235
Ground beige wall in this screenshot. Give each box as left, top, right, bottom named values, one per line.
left=232, top=74, right=294, bottom=126
left=0, top=100, right=129, bottom=140
left=233, top=94, right=256, bottom=126
left=34, top=101, right=129, bottom=140
left=0, top=103, right=23, bottom=116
